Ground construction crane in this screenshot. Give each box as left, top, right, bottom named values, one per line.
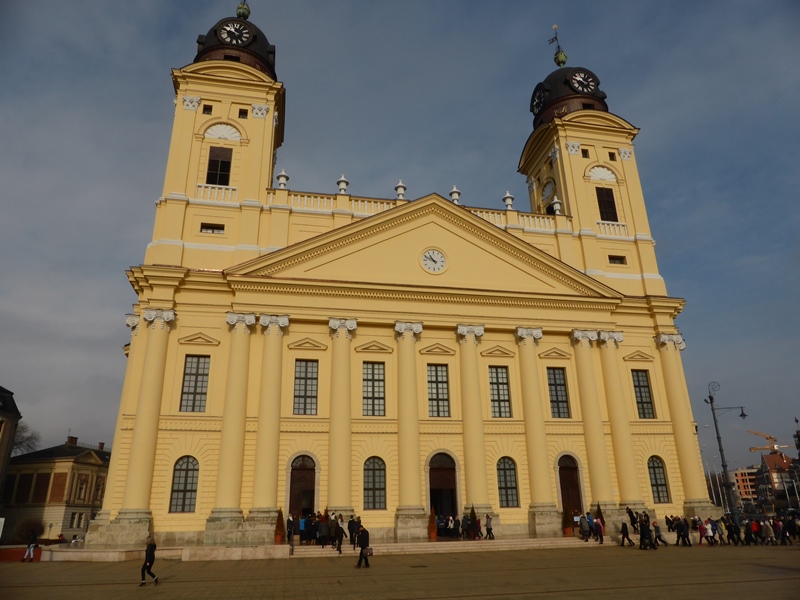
left=747, top=430, right=790, bottom=453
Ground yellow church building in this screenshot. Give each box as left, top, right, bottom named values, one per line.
left=88, top=4, right=712, bottom=546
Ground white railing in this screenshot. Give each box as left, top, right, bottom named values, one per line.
left=195, top=184, right=238, bottom=203
left=288, top=193, right=335, bottom=211
left=520, top=214, right=556, bottom=231
left=351, top=198, right=397, bottom=215
left=596, top=221, right=629, bottom=237
left=470, top=209, right=506, bottom=228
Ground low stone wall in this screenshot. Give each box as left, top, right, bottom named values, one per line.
left=42, top=545, right=183, bottom=562
left=182, top=544, right=289, bottom=561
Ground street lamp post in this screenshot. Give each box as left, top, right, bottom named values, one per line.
left=703, top=382, right=747, bottom=527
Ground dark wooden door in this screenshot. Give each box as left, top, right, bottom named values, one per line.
left=289, top=455, right=315, bottom=517
left=558, top=455, right=582, bottom=519
left=429, top=453, right=457, bottom=516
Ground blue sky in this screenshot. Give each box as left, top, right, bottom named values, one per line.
left=1, top=1, right=798, bottom=472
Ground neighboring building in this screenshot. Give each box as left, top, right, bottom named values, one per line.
left=88, top=5, right=712, bottom=547
left=0, top=386, right=22, bottom=506
left=755, top=452, right=798, bottom=512
left=733, top=466, right=758, bottom=503
left=1, top=436, right=110, bottom=542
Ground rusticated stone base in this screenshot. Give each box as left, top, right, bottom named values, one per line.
left=85, top=509, right=152, bottom=546
left=243, top=507, right=280, bottom=545
left=683, top=499, right=720, bottom=520
left=528, top=503, right=562, bottom=538
left=204, top=508, right=245, bottom=546
left=394, top=506, right=428, bottom=542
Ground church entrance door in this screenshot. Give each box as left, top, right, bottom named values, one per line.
left=289, top=455, right=315, bottom=517
left=558, top=455, right=583, bottom=524
left=429, top=453, right=457, bottom=517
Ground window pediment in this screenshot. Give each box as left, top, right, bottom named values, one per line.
left=178, top=332, right=221, bottom=346
left=419, top=343, right=456, bottom=356
left=287, top=337, right=328, bottom=351
left=538, top=347, right=571, bottom=359
left=480, top=345, right=515, bottom=358
left=354, top=340, right=393, bottom=354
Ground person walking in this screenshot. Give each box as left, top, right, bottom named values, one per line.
left=355, top=524, right=370, bottom=568
left=620, top=519, right=635, bottom=546
left=334, top=515, right=347, bottom=554
left=485, top=514, right=494, bottom=540
left=139, top=537, right=159, bottom=586
left=593, top=518, right=604, bottom=544
left=21, top=529, right=37, bottom=562
left=626, top=507, right=638, bottom=533
left=579, top=514, right=591, bottom=542
left=348, top=516, right=358, bottom=551
left=653, top=521, right=669, bottom=547
left=287, top=514, right=296, bottom=554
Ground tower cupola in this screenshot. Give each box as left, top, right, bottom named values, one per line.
left=194, top=2, right=277, bottom=79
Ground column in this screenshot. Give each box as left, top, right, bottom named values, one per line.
left=118, top=309, right=175, bottom=519
left=394, top=322, right=427, bottom=540
left=327, top=318, right=357, bottom=514
left=571, top=330, right=615, bottom=507
left=457, top=324, right=492, bottom=514
left=249, top=315, right=289, bottom=519
left=209, top=312, right=255, bottom=521
left=516, top=327, right=561, bottom=536
left=656, top=333, right=710, bottom=513
left=598, top=331, right=644, bottom=508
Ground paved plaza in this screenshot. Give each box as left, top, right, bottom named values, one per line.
left=2, top=544, right=799, bottom=600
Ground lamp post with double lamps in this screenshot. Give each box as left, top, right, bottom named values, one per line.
left=703, top=382, right=747, bottom=527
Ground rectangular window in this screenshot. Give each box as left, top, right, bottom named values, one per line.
left=202, top=104, right=212, bottom=115
left=489, top=366, right=512, bottom=418
left=180, top=355, right=210, bottom=412
left=581, top=148, right=590, bottom=159
left=206, top=146, right=232, bottom=186
left=596, top=188, right=618, bottom=222
left=427, top=364, right=450, bottom=417
left=238, top=108, right=248, bottom=119
left=608, top=151, right=617, bottom=161
left=362, top=362, right=385, bottom=416
left=293, top=360, right=318, bottom=415
left=608, top=255, right=626, bottom=265
left=547, top=367, right=570, bottom=418
left=632, top=370, right=656, bottom=419
left=200, top=223, right=225, bottom=234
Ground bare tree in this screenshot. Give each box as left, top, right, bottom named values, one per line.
left=12, top=421, right=40, bottom=456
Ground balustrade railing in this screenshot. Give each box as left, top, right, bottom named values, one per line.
left=195, top=184, right=238, bottom=203
left=596, top=221, right=629, bottom=237
left=519, top=214, right=556, bottom=231
left=470, top=209, right=506, bottom=228
left=351, top=198, right=396, bottom=215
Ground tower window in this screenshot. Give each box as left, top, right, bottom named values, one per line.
left=238, top=108, right=248, bottom=119
left=223, top=55, right=241, bottom=62
left=581, top=149, right=590, bottom=159
left=202, top=104, right=212, bottom=115
left=582, top=103, right=594, bottom=110
left=200, top=223, right=225, bottom=234
left=596, top=188, right=618, bottom=222
left=206, top=146, right=232, bottom=186
left=608, top=255, right=626, bottom=265
left=608, top=152, right=617, bottom=161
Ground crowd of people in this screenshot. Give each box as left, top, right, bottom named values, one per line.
left=434, top=513, right=495, bottom=540
left=286, top=510, right=356, bottom=553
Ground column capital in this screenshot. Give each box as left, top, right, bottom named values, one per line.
left=395, top=321, right=423, bottom=340
left=125, top=314, right=140, bottom=333
left=226, top=312, right=256, bottom=333
left=329, top=318, right=357, bottom=339
left=142, top=308, right=175, bottom=329
left=571, top=329, right=598, bottom=345
left=598, top=330, right=624, bottom=347
left=655, top=332, right=685, bottom=350
left=457, top=324, right=484, bottom=343
left=515, top=327, right=543, bottom=344
left=259, top=314, right=289, bottom=334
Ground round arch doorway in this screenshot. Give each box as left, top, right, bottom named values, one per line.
left=429, top=453, right=457, bottom=517
left=289, top=455, right=316, bottom=517
left=558, top=455, right=583, bottom=524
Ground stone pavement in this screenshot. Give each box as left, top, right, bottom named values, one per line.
left=1, top=544, right=798, bottom=600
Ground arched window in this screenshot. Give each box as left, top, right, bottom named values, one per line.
left=363, top=457, right=386, bottom=510
left=648, top=456, right=670, bottom=504
left=170, top=456, right=199, bottom=513
left=497, top=457, right=519, bottom=507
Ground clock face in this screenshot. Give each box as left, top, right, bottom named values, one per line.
left=218, top=20, right=252, bottom=46
left=531, top=85, right=546, bottom=115
left=421, top=249, right=446, bottom=273
left=569, top=71, right=598, bottom=94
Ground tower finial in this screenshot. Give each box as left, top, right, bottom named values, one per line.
left=236, top=1, right=251, bottom=20
left=549, top=25, right=567, bottom=67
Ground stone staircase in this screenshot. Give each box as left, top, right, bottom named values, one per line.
left=290, top=536, right=602, bottom=558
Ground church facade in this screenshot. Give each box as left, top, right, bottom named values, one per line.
left=88, top=6, right=712, bottom=546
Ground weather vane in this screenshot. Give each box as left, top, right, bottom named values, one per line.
left=237, top=1, right=250, bottom=20
left=549, top=25, right=567, bottom=67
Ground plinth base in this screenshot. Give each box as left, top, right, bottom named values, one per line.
left=85, top=509, right=152, bottom=546
left=204, top=508, right=245, bottom=545
left=528, top=503, right=562, bottom=537
left=394, top=506, right=429, bottom=542
left=244, top=507, right=280, bottom=545
left=683, top=499, right=720, bottom=520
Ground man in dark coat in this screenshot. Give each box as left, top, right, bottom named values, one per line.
left=355, top=524, right=370, bottom=568
left=348, top=516, right=358, bottom=551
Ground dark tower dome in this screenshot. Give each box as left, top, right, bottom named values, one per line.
left=194, top=6, right=277, bottom=79
left=530, top=66, right=608, bottom=129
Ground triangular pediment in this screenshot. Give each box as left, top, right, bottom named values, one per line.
left=480, top=345, right=516, bottom=358
left=178, top=332, right=221, bottom=346
left=354, top=341, right=394, bottom=354
left=287, top=337, right=328, bottom=351
left=226, top=195, right=621, bottom=302
left=623, top=350, right=654, bottom=362
left=538, top=347, right=571, bottom=359
left=419, top=343, right=456, bottom=356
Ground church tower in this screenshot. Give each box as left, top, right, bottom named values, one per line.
left=147, top=1, right=285, bottom=269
